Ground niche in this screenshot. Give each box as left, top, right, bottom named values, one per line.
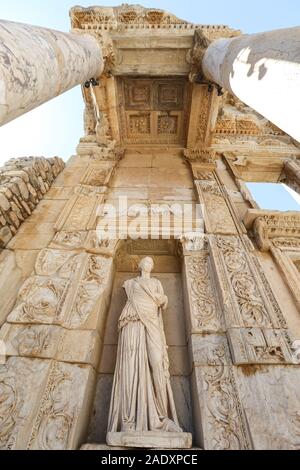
left=86, top=239, right=195, bottom=444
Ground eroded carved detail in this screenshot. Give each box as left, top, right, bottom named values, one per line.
left=250, top=213, right=300, bottom=252
left=216, top=236, right=272, bottom=327
left=7, top=277, right=69, bottom=325
left=201, top=346, right=251, bottom=450
left=227, top=328, right=293, bottom=365
left=196, top=180, right=237, bottom=234
left=186, top=255, right=221, bottom=332
left=27, top=362, right=74, bottom=450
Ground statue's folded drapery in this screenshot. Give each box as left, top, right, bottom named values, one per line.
left=107, top=276, right=182, bottom=433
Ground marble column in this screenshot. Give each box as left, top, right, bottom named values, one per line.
left=202, top=27, right=300, bottom=142
left=0, top=20, right=103, bottom=126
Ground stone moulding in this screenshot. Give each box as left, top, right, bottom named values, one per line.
left=70, top=5, right=238, bottom=33
left=243, top=209, right=300, bottom=252
left=0, top=157, right=65, bottom=249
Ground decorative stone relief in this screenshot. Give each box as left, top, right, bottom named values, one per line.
left=81, top=79, right=116, bottom=148
left=7, top=254, right=113, bottom=329
left=187, top=29, right=212, bottom=83
left=184, top=254, right=222, bottom=333
left=35, top=249, right=84, bottom=278
left=227, top=328, right=293, bottom=365
left=81, top=167, right=112, bottom=186
left=195, top=86, right=213, bottom=146
left=273, top=238, right=300, bottom=249
left=129, top=114, right=151, bottom=135
left=192, top=342, right=251, bottom=450
left=55, top=193, right=104, bottom=232
left=247, top=255, right=289, bottom=339
left=184, top=149, right=216, bottom=163
left=71, top=5, right=193, bottom=30
left=180, top=233, right=205, bottom=254
left=50, top=231, right=88, bottom=250
left=246, top=211, right=300, bottom=252
left=214, top=235, right=275, bottom=328
left=195, top=179, right=237, bottom=234
left=157, top=115, right=178, bottom=135
left=27, top=361, right=95, bottom=450
left=119, top=78, right=187, bottom=145
left=69, top=255, right=113, bottom=328
left=85, top=231, right=119, bottom=256
left=215, top=93, right=286, bottom=137
left=0, top=324, right=100, bottom=367
left=190, top=334, right=231, bottom=366
left=0, top=357, right=50, bottom=450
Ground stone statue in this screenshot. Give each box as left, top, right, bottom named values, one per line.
left=107, top=257, right=189, bottom=448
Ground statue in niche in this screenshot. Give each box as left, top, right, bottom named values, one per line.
left=107, top=257, right=184, bottom=445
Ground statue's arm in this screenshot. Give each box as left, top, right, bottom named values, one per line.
left=157, top=279, right=168, bottom=310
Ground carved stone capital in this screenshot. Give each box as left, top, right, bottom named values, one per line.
left=184, top=148, right=216, bottom=163
left=187, top=30, right=212, bottom=83
left=179, top=232, right=206, bottom=254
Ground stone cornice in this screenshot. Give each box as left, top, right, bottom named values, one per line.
left=243, top=209, right=300, bottom=251
left=70, top=5, right=239, bottom=35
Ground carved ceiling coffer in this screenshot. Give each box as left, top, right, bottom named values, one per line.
left=117, top=77, right=190, bottom=145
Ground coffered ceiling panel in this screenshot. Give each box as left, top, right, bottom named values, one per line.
left=118, top=77, right=190, bottom=145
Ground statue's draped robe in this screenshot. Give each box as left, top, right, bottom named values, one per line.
left=107, top=277, right=182, bottom=433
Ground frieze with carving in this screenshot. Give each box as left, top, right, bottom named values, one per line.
left=7, top=276, right=69, bottom=325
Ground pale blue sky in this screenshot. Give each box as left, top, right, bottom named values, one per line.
left=0, top=1, right=299, bottom=210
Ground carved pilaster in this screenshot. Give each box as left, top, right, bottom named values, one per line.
left=182, top=241, right=224, bottom=334
left=211, top=235, right=288, bottom=329
left=186, top=84, right=220, bottom=149
left=190, top=335, right=252, bottom=450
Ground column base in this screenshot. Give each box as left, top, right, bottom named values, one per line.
left=106, top=431, right=193, bottom=449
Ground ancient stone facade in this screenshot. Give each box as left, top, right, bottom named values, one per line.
left=0, top=157, right=65, bottom=249
left=0, top=5, right=300, bottom=450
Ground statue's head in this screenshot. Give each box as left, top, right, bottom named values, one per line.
left=138, top=257, right=154, bottom=274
